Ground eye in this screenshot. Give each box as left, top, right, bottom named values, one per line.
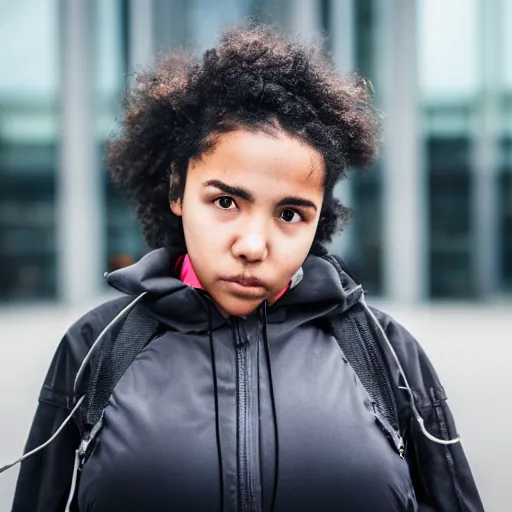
left=280, top=209, right=302, bottom=223
left=215, top=197, right=237, bottom=210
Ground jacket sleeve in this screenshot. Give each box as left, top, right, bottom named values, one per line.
left=10, top=322, right=87, bottom=512
left=374, top=310, right=485, bottom=512
left=11, top=297, right=130, bottom=512
left=10, top=400, right=81, bottom=512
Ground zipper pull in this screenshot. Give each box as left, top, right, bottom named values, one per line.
left=398, top=436, right=405, bottom=459
left=233, top=318, right=248, bottom=346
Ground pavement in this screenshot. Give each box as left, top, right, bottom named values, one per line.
left=0, top=295, right=510, bottom=511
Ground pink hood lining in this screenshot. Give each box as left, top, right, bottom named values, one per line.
left=176, top=254, right=289, bottom=302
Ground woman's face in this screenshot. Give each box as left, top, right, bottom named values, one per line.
left=171, top=129, right=325, bottom=317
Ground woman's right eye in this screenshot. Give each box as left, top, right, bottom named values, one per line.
left=214, top=197, right=237, bottom=210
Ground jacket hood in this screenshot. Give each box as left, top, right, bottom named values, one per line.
left=105, top=248, right=363, bottom=333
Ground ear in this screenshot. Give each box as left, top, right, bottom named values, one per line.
left=169, top=166, right=183, bottom=216
left=170, top=198, right=183, bottom=217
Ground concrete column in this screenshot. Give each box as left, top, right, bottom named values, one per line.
left=58, top=0, right=102, bottom=303
left=289, top=0, right=322, bottom=38
left=376, top=0, right=425, bottom=302
left=328, top=0, right=356, bottom=259
left=129, top=0, right=154, bottom=74
left=329, top=0, right=355, bottom=74
left=471, top=0, right=501, bottom=298
left=153, top=0, right=186, bottom=51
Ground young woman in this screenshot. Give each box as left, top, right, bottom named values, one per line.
left=9, top=24, right=483, bottom=512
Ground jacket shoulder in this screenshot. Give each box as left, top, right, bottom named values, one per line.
left=38, top=296, right=133, bottom=409
left=369, top=307, right=445, bottom=408
left=367, top=310, right=484, bottom=510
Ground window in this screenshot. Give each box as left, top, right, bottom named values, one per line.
left=0, top=0, right=59, bottom=300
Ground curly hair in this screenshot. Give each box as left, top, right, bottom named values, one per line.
left=107, top=22, right=381, bottom=259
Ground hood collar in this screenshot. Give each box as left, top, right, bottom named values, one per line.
left=105, top=248, right=362, bottom=333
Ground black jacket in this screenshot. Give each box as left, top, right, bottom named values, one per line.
left=11, top=251, right=483, bottom=511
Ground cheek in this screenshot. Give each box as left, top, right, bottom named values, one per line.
left=270, top=222, right=318, bottom=266
left=181, top=202, right=231, bottom=252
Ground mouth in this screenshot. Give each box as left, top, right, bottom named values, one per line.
left=222, top=275, right=266, bottom=288
left=220, top=275, right=269, bottom=299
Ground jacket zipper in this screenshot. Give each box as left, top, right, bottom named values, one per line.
left=234, top=319, right=254, bottom=512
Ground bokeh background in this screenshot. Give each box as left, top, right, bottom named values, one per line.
left=0, top=0, right=510, bottom=510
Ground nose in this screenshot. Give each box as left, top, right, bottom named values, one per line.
left=231, top=232, right=268, bottom=263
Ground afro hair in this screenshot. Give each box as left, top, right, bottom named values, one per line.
left=107, top=22, right=381, bottom=259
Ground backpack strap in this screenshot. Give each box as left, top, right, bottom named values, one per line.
left=78, top=304, right=159, bottom=466
left=323, top=254, right=404, bottom=456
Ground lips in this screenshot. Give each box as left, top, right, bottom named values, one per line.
left=222, top=275, right=266, bottom=288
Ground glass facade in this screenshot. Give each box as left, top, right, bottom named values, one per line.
left=500, top=0, right=512, bottom=293
left=351, top=0, right=383, bottom=295
left=499, top=137, right=512, bottom=292
left=95, top=0, right=147, bottom=273
left=0, top=0, right=59, bottom=300
left=420, top=0, right=512, bottom=297
left=0, top=0, right=510, bottom=303
left=420, top=0, right=477, bottom=298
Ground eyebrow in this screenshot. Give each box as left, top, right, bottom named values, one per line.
left=204, top=180, right=253, bottom=202
left=203, top=179, right=318, bottom=211
left=276, top=197, right=317, bottom=211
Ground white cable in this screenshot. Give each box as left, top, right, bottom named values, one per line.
left=359, top=297, right=461, bottom=446
left=1, top=292, right=147, bottom=477
left=0, top=395, right=86, bottom=474
left=64, top=449, right=81, bottom=512
left=73, top=292, right=147, bottom=394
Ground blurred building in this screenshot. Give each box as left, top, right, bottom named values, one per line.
left=0, top=0, right=511, bottom=304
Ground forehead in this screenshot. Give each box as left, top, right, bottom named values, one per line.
left=189, top=129, right=325, bottom=193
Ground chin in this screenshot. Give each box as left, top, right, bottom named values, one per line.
left=215, top=296, right=263, bottom=318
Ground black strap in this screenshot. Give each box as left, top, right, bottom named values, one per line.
left=323, top=254, right=400, bottom=433
left=86, top=304, right=159, bottom=428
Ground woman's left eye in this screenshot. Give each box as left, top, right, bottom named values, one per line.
left=215, top=197, right=237, bottom=210
left=280, top=209, right=301, bottom=223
